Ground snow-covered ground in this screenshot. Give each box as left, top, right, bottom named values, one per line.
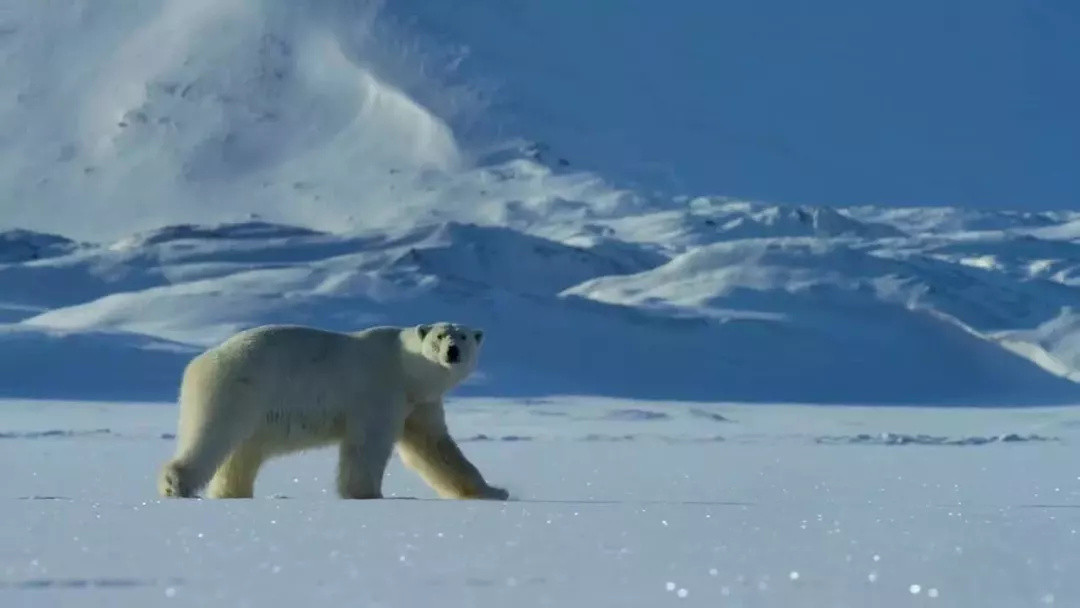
left=3, top=0, right=1079, bottom=605
left=2, top=397, right=1079, bottom=607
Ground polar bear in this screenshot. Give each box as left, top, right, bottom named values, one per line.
left=157, top=322, right=508, bottom=501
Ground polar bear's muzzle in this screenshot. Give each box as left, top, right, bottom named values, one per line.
left=446, top=344, right=461, bottom=364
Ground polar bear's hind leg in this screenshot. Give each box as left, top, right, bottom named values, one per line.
left=158, top=387, right=257, bottom=498
left=205, top=440, right=265, bottom=498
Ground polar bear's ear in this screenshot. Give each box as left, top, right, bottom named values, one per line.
left=473, top=329, right=484, bottom=345
left=416, top=324, right=433, bottom=340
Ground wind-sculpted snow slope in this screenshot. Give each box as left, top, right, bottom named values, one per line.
left=1, top=0, right=530, bottom=240
left=996, top=310, right=1080, bottom=383
left=0, top=230, right=82, bottom=264
left=2, top=203, right=1079, bottom=405
left=4, top=0, right=1079, bottom=243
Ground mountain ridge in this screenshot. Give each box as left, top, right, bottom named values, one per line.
left=4, top=202, right=1079, bottom=405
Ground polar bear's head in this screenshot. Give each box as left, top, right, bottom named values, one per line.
left=416, top=322, right=484, bottom=372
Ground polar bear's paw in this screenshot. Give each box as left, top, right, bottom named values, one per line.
left=158, top=461, right=194, bottom=498
left=471, top=484, right=510, bottom=501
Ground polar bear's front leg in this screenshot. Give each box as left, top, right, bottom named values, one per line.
left=336, top=405, right=401, bottom=499
left=396, top=402, right=509, bottom=500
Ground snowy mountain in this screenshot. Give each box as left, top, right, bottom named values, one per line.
left=3, top=203, right=1079, bottom=405
left=1, top=0, right=1078, bottom=406
left=4, top=0, right=1079, bottom=242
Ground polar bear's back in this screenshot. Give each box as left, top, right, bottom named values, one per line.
left=213, top=323, right=400, bottom=365
left=180, top=324, right=406, bottom=415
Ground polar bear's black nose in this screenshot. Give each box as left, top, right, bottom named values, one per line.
left=447, top=345, right=460, bottom=363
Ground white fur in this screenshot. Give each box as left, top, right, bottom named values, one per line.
left=157, top=322, right=507, bottom=500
